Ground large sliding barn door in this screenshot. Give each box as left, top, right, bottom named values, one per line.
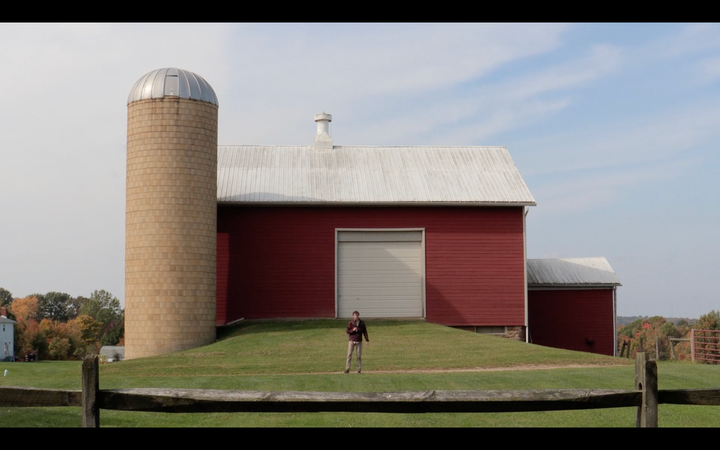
left=337, top=230, right=424, bottom=318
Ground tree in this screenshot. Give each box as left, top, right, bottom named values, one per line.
left=695, top=310, right=720, bottom=331
left=9, top=296, right=39, bottom=324
left=0, top=288, right=15, bottom=321
left=71, top=315, right=102, bottom=357
left=48, top=337, right=71, bottom=360
left=38, top=292, right=70, bottom=322
left=65, top=295, right=89, bottom=320
left=0, top=287, right=13, bottom=308
left=79, top=290, right=124, bottom=346
left=14, top=318, right=45, bottom=360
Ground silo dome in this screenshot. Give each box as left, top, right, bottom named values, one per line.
left=127, top=67, right=218, bottom=106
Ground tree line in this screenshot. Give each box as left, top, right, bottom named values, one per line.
left=0, top=287, right=124, bottom=361
left=617, top=310, right=720, bottom=362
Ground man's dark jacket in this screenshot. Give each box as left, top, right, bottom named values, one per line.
left=347, top=319, right=369, bottom=342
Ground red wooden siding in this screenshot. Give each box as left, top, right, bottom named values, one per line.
left=527, top=289, right=614, bottom=356
left=216, top=206, right=525, bottom=327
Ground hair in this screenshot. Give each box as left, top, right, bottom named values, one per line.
left=353, top=311, right=360, bottom=316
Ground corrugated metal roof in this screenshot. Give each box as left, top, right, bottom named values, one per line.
left=217, top=145, right=536, bottom=205
left=527, top=257, right=621, bottom=287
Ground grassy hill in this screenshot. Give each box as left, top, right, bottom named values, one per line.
left=1, top=319, right=719, bottom=427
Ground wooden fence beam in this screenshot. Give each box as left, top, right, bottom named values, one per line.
left=0, top=386, right=81, bottom=407
left=659, top=389, right=720, bottom=406
left=96, top=388, right=641, bottom=414
left=635, top=352, right=658, bottom=428
left=82, top=356, right=99, bottom=428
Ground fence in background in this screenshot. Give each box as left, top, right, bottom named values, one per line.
left=692, top=329, right=720, bottom=364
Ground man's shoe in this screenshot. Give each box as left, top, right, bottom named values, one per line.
left=344, top=370, right=349, bottom=374
left=357, top=370, right=361, bottom=374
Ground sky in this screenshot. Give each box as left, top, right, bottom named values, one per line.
left=1, top=23, right=718, bottom=319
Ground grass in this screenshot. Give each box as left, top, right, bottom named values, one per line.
left=1, top=319, right=719, bottom=427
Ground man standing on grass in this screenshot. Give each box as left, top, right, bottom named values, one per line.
left=345, top=311, right=369, bottom=373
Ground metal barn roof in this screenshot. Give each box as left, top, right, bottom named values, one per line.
left=527, top=257, right=621, bottom=287
left=217, top=145, right=536, bottom=205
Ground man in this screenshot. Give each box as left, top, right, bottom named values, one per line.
left=345, top=311, right=369, bottom=374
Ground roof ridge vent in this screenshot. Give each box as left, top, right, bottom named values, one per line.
left=313, top=113, right=333, bottom=150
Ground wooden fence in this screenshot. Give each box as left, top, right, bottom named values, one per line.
left=1, top=352, right=719, bottom=427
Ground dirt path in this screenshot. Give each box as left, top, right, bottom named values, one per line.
left=360, top=363, right=623, bottom=374
left=127, top=363, right=627, bottom=377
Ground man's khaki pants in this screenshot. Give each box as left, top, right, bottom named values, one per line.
left=346, top=341, right=362, bottom=372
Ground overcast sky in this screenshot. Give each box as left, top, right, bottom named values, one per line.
left=1, top=23, right=718, bottom=319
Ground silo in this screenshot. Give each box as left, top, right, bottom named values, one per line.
left=125, top=68, right=218, bottom=359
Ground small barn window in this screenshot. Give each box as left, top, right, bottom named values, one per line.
left=475, top=326, right=506, bottom=334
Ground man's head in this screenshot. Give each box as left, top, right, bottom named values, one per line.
left=352, top=311, right=360, bottom=320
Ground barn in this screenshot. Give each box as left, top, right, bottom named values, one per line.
left=527, top=257, right=621, bottom=356
left=216, top=113, right=535, bottom=339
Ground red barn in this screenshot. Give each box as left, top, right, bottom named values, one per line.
left=216, top=114, right=535, bottom=339
left=214, top=114, right=621, bottom=351
left=527, top=257, right=621, bottom=355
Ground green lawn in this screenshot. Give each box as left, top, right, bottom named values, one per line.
left=1, top=319, right=719, bottom=427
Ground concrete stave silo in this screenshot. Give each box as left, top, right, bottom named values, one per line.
left=125, top=68, right=218, bottom=359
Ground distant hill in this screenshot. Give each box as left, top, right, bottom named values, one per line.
left=617, top=316, right=696, bottom=327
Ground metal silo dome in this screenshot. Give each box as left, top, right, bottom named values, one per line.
left=127, top=67, right=218, bottom=106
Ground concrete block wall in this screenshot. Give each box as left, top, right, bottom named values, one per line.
left=125, top=97, right=218, bottom=359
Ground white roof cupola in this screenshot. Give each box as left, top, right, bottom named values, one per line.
left=313, top=113, right=333, bottom=150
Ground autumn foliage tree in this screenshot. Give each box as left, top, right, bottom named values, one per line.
left=7, top=290, right=124, bottom=361
left=10, top=296, right=39, bottom=324
left=617, top=316, right=684, bottom=361
left=9, top=296, right=39, bottom=359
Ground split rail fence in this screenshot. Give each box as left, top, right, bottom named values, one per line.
left=1, top=352, right=719, bottom=427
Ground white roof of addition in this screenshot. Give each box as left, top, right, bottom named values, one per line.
left=217, top=145, right=536, bottom=205
left=0, top=316, right=16, bottom=324
left=527, top=257, right=622, bottom=287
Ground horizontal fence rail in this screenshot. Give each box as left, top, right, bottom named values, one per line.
left=0, top=386, right=81, bottom=407
left=1, top=353, right=719, bottom=427
left=0, top=386, right=644, bottom=413
left=97, top=388, right=643, bottom=414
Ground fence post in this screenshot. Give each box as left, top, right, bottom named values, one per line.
left=82, top=356, right=99, bottom=428
left=691, top=329, right=695, bottom=362
left=668, top=337, right=676, bottom=361
left=635, top=352, right=658, bottom=428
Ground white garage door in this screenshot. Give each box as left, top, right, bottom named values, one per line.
left=337, top=230, right=424, bottom=318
